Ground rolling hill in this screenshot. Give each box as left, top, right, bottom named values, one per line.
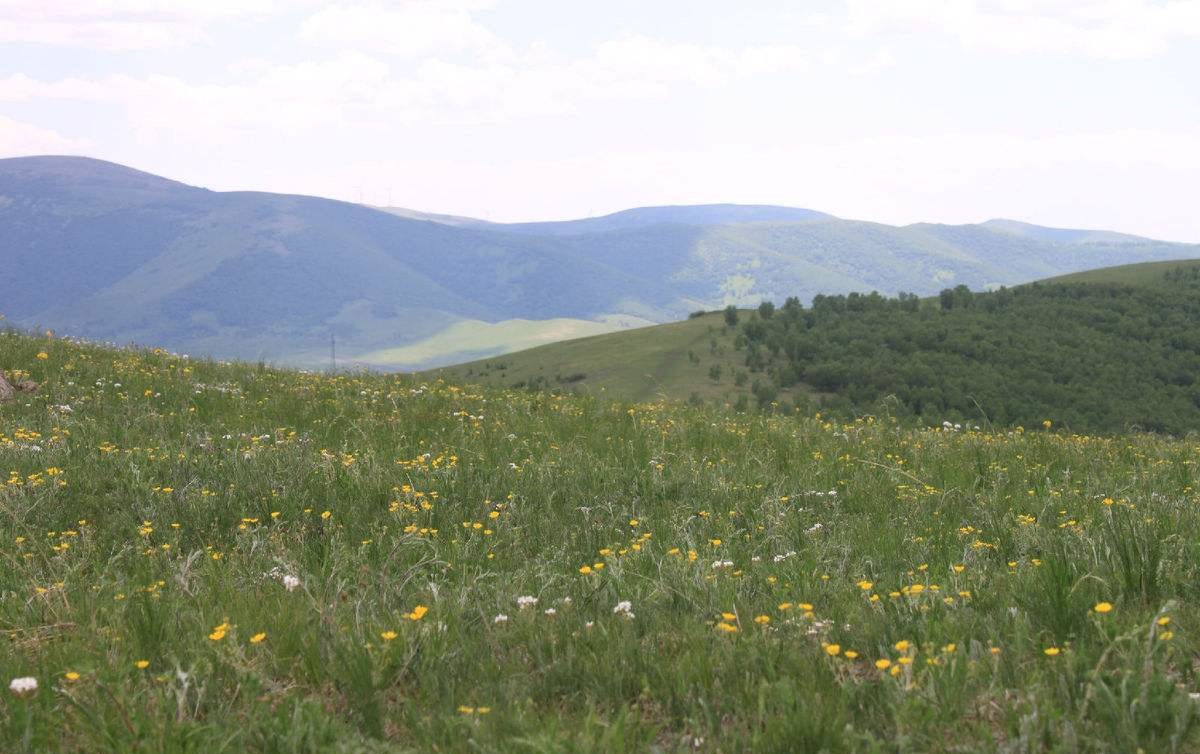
left=4, top=155, right=1199, bottom=369
left=428, top=260, right=1200, bottom=433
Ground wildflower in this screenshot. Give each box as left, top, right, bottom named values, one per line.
left=407, top=605, right=429, bottom=621
left=381, top=630, right=398, bottom=641
left=36, top=352, right=48, bottom=360
left=715, top=622, right=738, bottom=633
left=857, top=580, right=873, bottom=590
left=1160, top=631, right=1175, bottom=641
left=754, top=615, right=770, bottom=625
left=824, top=643, right=841, bottom=656
left=844, top=650, right=859, bottom=659
left=282, top=575, right=300, bottom=592
left=1093, top=602, right=1113, bottom=614
left=250, top=632, right=267, bottom=644
left=894, top=640, right=911, bottom=652
left=134, top=660, right=150, bottom=669
left=578, top=565, right=593, bottom=574
left=544, top=608, right=557, bottom=616
left=613, top=601, right=634, bottom=619
left=64, top=671, right=80, bottom=682
left=1158, top=616, right=1171, bottom=626
left=9, top=677, right=38, bottom=696
left=493, top=614, right=508, bottom=624
left=1044, top=647, right=1061, bottom=656
left=875, top=658, right=892, bottom=670
left=516, top=596, right=538, bottom=609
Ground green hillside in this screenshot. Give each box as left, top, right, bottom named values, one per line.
left=428, top=310, right=799, bottom=408
left=1039, top=258, right=1200, bottom=286
left=6, top=156, right=1200, bottom=371
left=429, top=261, right=1200, bottom=434
left=4, top=329, right=1200, bottom=752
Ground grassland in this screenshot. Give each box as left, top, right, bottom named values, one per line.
left=3, top=329, right=1200, bottom=752
left=424, top=310, right=800, bottom=408
left=354, top=316, right=650, bottom=371
left=1037, top=258, right=1200, bottom=286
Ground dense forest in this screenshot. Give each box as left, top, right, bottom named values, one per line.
left=736, top=266, right=1200, bottom=434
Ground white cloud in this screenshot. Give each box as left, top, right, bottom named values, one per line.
left=298, top=1, right=511, bottom=62
left=845, top=0, right=1200, bottom=59
left=0, top=0, right=286, bottom=50
left=0, top=115, right=90, bottom=154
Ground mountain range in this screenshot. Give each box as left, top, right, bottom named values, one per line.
left=3, top=155, right=1197, bottom=369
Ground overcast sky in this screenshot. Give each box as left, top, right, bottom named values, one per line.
left=1, top=1, right=1198, bottom=240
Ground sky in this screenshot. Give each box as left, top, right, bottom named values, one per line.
left=1, top=0, right=1198, bottom=241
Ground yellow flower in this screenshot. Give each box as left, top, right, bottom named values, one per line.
left=208, top=628, right=226, bottom=641
left=1093, top=602, right=1113, bottom=614
left=250, top=632, right=267, bottom=644
left=715, top=622, right=738, bottom=634
left=1157, top=616, right=1171, bottom=626
left=894, top=640, right=910, bottom=652
left=64, top=671, right=80, bottom=681
left=36, top=352, right=48, bottom=360
left=578, top=565, right=593, bottom=574
left=1160, top=631, right=1175, bottom=641
left=753, top=614, right=770, bottom=625
left=844, top=650, right=859, bottom=659
left=778, top=602, right=793, bottom=611
left=824, top=643, right=841, bottom=656
left=320, top=510, right=332, bottom=520
left=875, top=658, right=892, bottom=670
left=407, top=605, right=428, bottom=621
left=134, top=660, right=150, bottom=669
left=857, top=580, right=873, bottom=590
left=1044, top=647, right=1061, bottom=656
left=380, top=630, right=398, bottom=641
left=721, top=612, right=736, bottom=621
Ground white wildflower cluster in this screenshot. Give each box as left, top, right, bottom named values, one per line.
left=9, top=676, right=38, bottom=696
left=711, top=559, right=734, bottom=569
left=806, top=522, right=824, bottom=534
left=516, top=595, right=538, bottom=609
left=282, top=574, right=300, bottom=592
left=773, top=550, right=798, bottom=563
left=493, top=614, right=509, bottom=624
left=612, top=600, right=635, bottom=619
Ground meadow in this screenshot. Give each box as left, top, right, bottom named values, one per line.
left=3, top=328, right=1199, bottom=753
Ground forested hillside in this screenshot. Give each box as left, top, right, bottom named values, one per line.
left=738, top=265, right=1200, bottom=433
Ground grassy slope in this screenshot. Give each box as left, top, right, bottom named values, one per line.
left=1037, top=258, right=1200, bottom=286
left=3, top=330, right=1200, bottom=752
left=429, top=260, right=1200, bottom=408
left=425, top=311, right=801, bottom=406
left=352, top=316, right=648, bottom=371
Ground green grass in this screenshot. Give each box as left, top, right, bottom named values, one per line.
left=424, top=311, right=800, bottom=408
left=1036, top=258, right=1200, bottom=286
left=354, top=316, right=650, bottom=371
left=3, top=329, right=1200, bottom=752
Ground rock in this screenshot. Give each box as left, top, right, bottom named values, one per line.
left=0, top=371, right=13, bottom=402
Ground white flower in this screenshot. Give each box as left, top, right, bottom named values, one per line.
left=584, top=621, right=595, bottom=629
left=560, top=596, right=572, bottom=605
left=9, top=677, right=37, bottom=696
left=493, top=614, right=509, bottom=624
left=806, top=523, right=824, bottom=534
left=281, top=575, right=300, bottom=592
left=543, top=608, right=557, bottom=616
left=516, top=595, right=538, bottom=609
left=612, top=600, right=635, bottom=619
left=711, top=560, right=734, bottom=569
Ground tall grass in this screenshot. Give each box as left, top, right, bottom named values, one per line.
left=1, top=330, right=1198, bottom=752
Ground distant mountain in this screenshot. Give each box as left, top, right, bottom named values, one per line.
left=3, top=155, right=1198, bottom=369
